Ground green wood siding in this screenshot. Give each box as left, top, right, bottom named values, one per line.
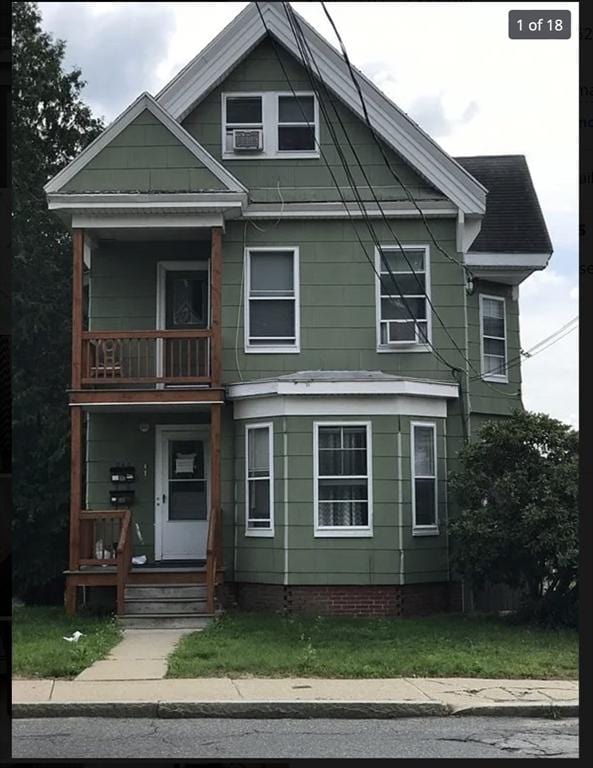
left=182, top=38, right=443, bottom=204
left=63, top=109, right=227, bottom=193
left=221, top=217, right=466, bottom=385
left=467, top=280, right=522, bottom=418
left=86, top=410, right=235, bottom=575
left=89, top=241, right=209, bottom=331
left=233, top=414, right=449, bottom=586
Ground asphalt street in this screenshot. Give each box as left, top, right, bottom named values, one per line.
left=12, top=716, right=579, bottom=759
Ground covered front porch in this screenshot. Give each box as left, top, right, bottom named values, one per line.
left=65, top=406, right=227, bottom=617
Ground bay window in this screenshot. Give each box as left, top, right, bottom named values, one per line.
left=314, top=422, right=373, bottom=537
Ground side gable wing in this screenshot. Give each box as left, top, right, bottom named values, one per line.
left=44, top=93, right=247, bottom=195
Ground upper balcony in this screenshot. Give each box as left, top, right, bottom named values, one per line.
left=69, top=226, right=225, bottom=409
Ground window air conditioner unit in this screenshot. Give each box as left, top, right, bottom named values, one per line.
left=233, top=128, right=263, bottom=152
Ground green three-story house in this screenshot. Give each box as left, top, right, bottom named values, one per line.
left=44, top=2, right=552, bottom=626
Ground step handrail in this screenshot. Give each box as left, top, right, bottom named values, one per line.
left=206, top=507, right=218, bottom=614
left=116, top=509, right=133, bottom=615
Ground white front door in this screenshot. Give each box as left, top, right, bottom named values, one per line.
left=155, top=427, right=209, bottom=560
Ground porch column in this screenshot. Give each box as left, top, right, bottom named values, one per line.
left=210, top=227, right=223, bottom=387
left=66, top=229, right=84, bottom=615
left=71, top=229, right=84, bottom=389
left=66, top=405, right=82, bottom=614
left=210, top=403, right=222, bottom=564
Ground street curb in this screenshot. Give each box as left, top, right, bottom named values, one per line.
left=12, top=702, right=158, bottom=719
left=12, top=700, right=578, bottom=719
left=157, top=700, right=448, bottom=719
left=451, top=702, right=579, bottom=719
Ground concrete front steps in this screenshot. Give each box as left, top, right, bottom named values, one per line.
left=119, top=583, right=215, bottom=629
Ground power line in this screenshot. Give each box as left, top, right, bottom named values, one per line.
left=468, top=316, right=578, bottom=382
left=254, top=2, right=460, bottom=374
left=285, top=3, right=482, bottom=380
left=319, top=1, right=472, bottom=278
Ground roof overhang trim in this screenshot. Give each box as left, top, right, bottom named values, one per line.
left=156, top=2, right=486, bottom=215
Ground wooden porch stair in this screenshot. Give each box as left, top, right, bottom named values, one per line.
left=120, top=582, right=216, bottom=629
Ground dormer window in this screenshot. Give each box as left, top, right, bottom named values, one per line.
left=222, top=92, right=319, bottom=159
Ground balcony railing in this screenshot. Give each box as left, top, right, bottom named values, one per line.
left=81, top=330, right=212, bottom=387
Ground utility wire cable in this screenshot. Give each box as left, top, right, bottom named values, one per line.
left=468, top=316, right=578, bottom=382
left=254, top=1, right=459, bottom=374
left=319, top=0, right=472, bottom=278
left=284, top=3, right=480, bottom=379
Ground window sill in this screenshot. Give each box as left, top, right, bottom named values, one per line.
left=314, top=528, right=373, bottom=538
left=481, top=374, right=509, bottom=384
left=412, top=527, right=440, bottom=537
left=223, top=152, right=320, bottom=161
left=245, top=346, right=300, bottom=354
left=245, top=529, right=275, bottom=538
left=377, top=344, right=431, bottom=354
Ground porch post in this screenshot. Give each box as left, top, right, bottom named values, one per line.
left=210, top=403, right=222, bottom=564
left=66, top=405, right=82, bottom=614
left=71, top=229, right=84, bottom=389
left=210, top=226, right=223, bottom=387
left=67, top=229, right=84, bottom=615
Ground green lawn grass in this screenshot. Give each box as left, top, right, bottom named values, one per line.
left=167, top=613, right=578, bottom=680
left=13, top=606, right=122, bottom=679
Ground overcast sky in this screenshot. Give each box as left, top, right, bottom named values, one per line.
left=39, top=1, right=579, bottom=426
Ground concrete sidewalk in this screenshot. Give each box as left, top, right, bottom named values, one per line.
left=13, top=676, right=578, bottom=719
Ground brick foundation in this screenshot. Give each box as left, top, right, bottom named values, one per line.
left=222, top=581, right=463, bottom=618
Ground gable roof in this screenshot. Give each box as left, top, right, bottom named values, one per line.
left=44, top=92, right=248, bottom=195
left=156, top=2, right=487, bottom=215
left=455, top=155, right=553, bottom=254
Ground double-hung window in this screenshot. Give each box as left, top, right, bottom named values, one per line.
left=314, top=423, right=373, bottom=537
left=245, top=247, right=299, bottom=352
left=411, top=422, right=438, bottom=533
left=376, top=245, right=430, bottom=349
left=222, top=92, right=319, bottom=158
left=223, top=95, right=263, bottom=153
left=480, top=295, right=508, bottom=382
left=245, top=423, right=274, bottom=535
left=277, top=95, right=316, bottom=151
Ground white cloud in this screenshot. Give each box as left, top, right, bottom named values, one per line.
left=519, top=269, right=578, bottom=427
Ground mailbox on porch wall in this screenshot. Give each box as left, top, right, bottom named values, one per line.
left=110, top=489, right=135, bottom=507
left=110, top=465, right=135, bottom=484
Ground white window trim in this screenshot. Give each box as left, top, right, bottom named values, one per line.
left=244, top=246, right=300, bottom=354
left=221, top=91, right=320, bottom=160
left=245, top=422, right=274, bottom=537
left=374, top=244, right=432, bottom=353
left=313, top=421, right=373, bottom=538
left=410, top=420, right=439, bottom=535
left=479, top=293, right=509, bottom=383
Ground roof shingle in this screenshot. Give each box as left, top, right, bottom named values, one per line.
left=454, top=155, right=553, bottom=254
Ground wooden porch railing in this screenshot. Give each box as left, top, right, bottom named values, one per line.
left=206, top=507, right=220, bottom=614
left=78, top=509, right=132, bottom=614
left=80, top=330, right=212, bottom=387
left=116, top=510, right=132, bottom=615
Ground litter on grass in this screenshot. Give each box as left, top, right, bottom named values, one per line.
left=63, top=631, right=84, bottom=643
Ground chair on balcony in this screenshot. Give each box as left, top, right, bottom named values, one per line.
left=89, top=339, right=123, bottom=381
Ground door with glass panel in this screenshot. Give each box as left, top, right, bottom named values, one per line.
left=156, top=429, right=209, bottom=560
left=157, top=264, right=209, bottom=384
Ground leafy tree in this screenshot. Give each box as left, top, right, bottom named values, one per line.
left=12, top=3, right=103, bottom=601
left=449, top=410, right=578, bottom=625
